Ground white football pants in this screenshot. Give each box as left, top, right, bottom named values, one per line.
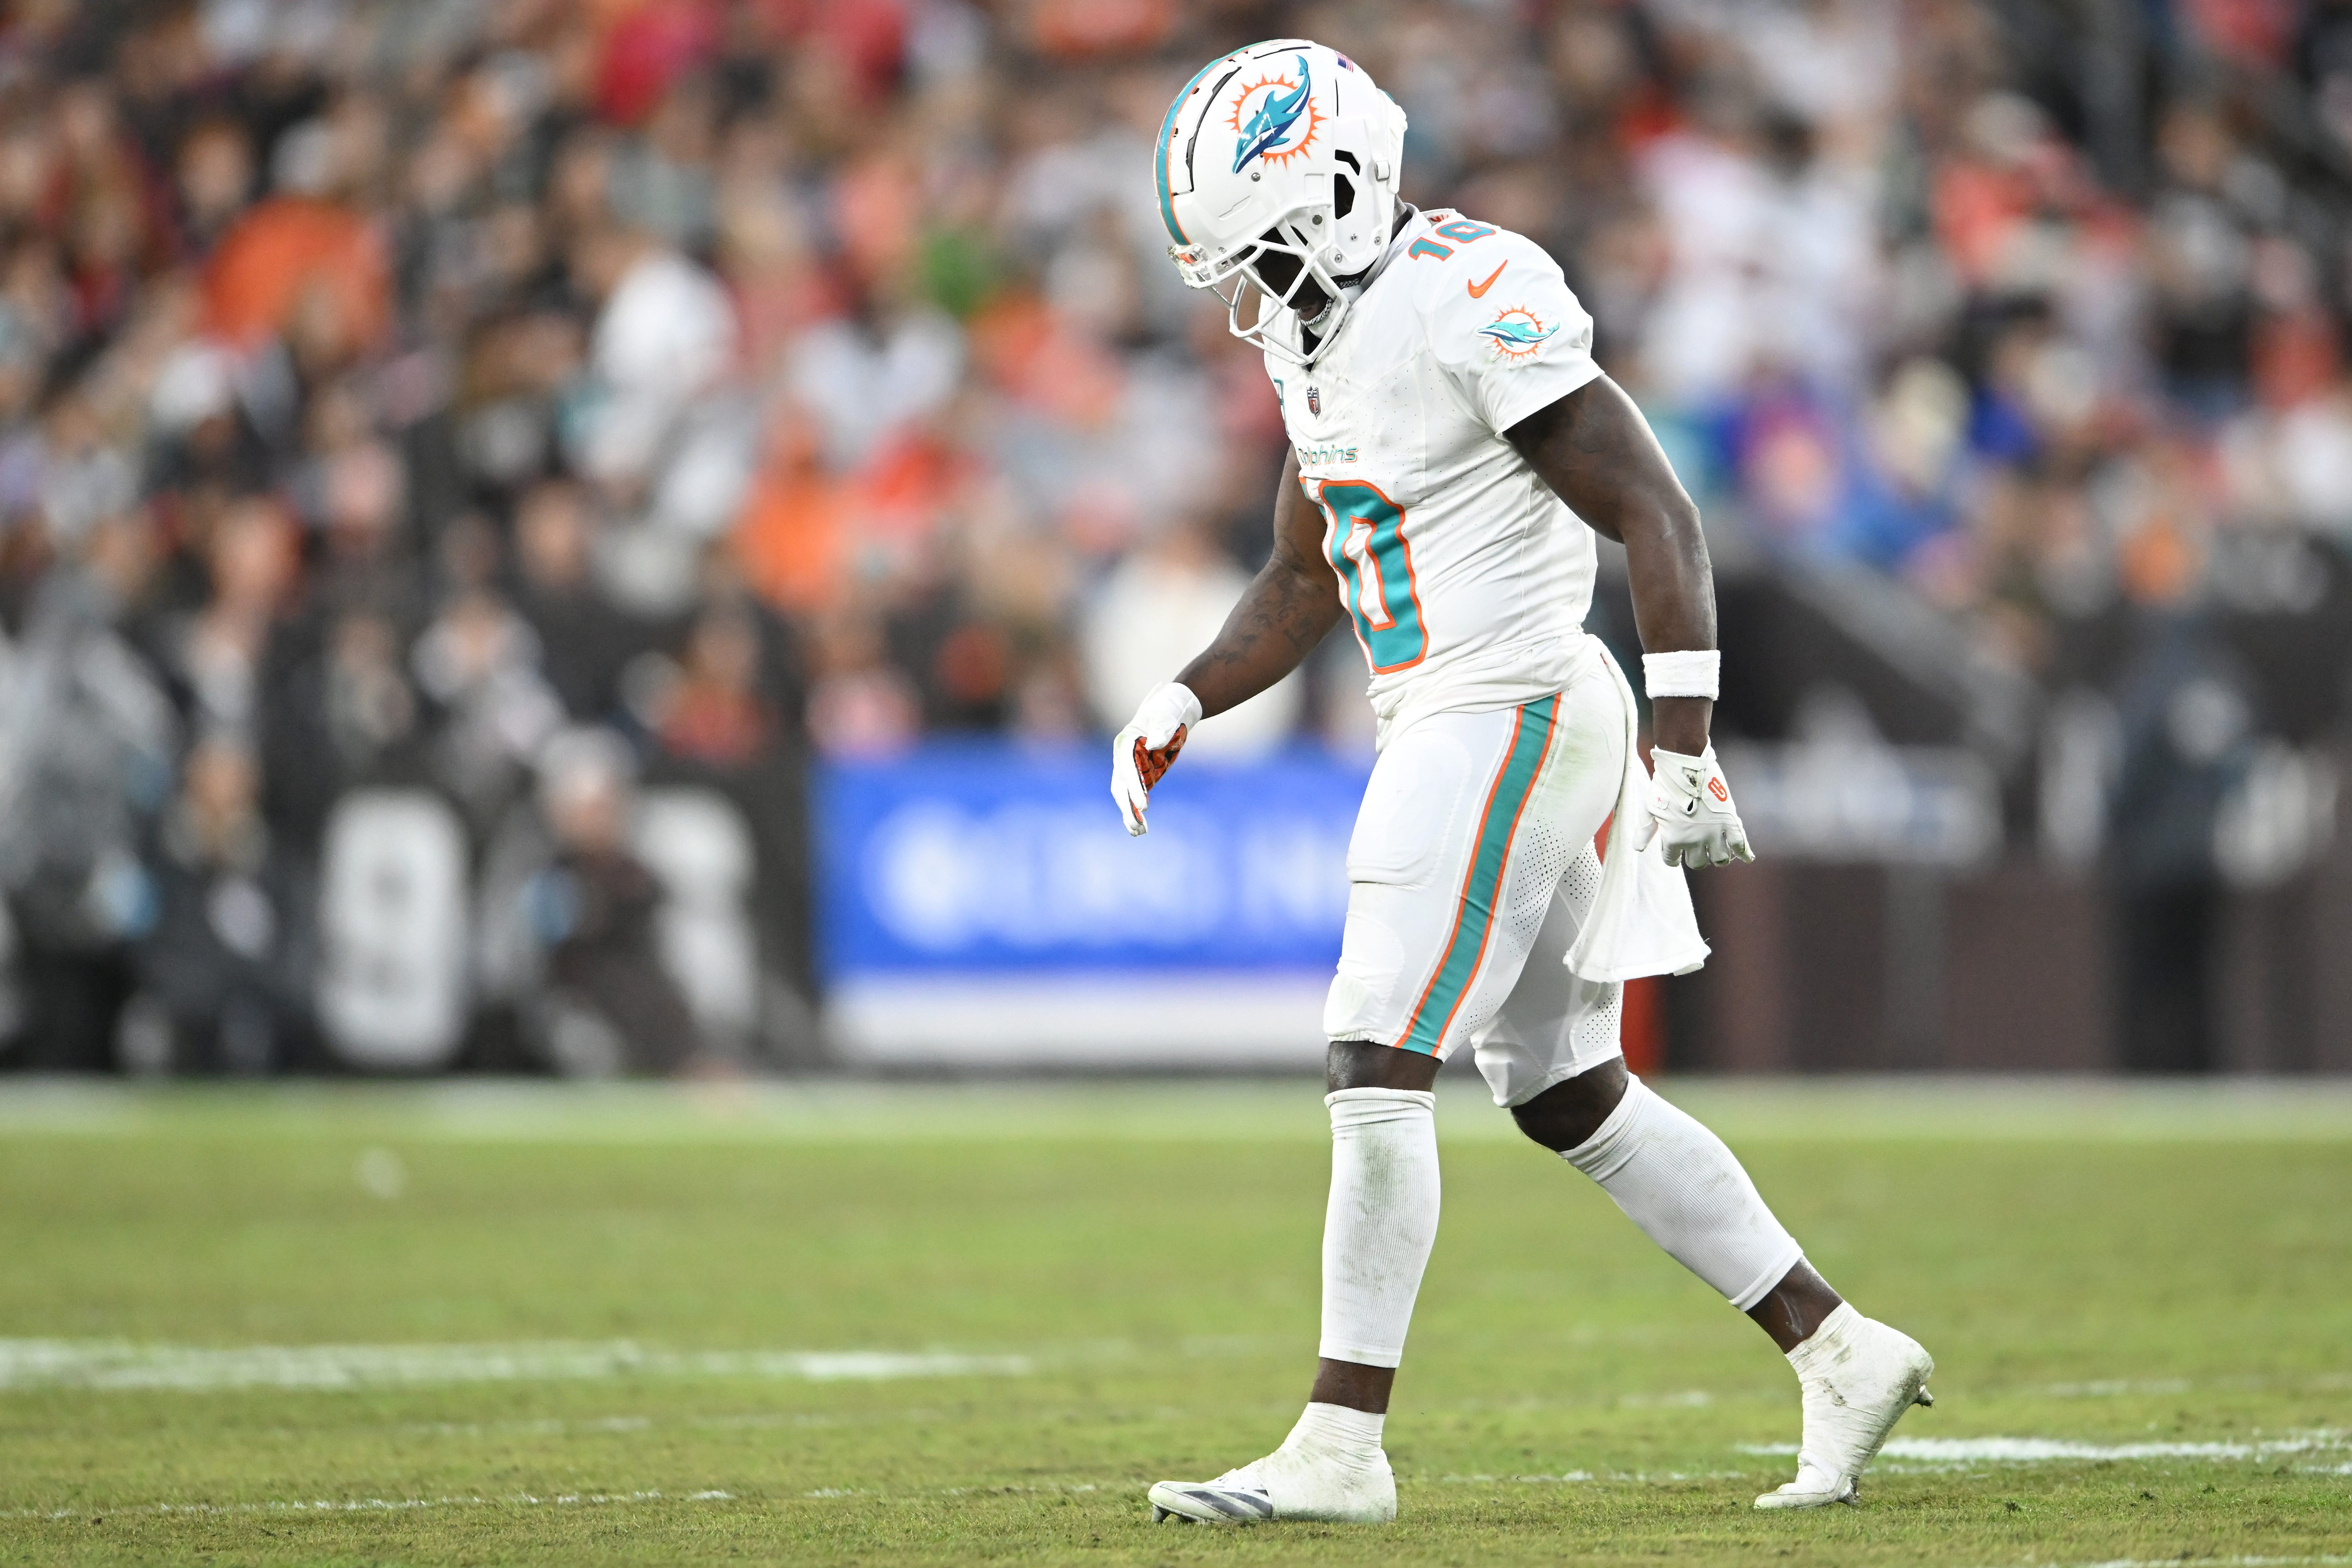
left=1324, top=658, right=1628, bottom=1105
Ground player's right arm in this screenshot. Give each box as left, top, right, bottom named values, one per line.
left=1506, top=377, right=1752, bottom=870
left=1111, top=448, right=1339, bottom=835
left=1416, top=225, right=1750, bottom=870
left=1175, top=449, right=1339, bottom=717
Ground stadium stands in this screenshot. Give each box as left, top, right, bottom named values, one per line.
left=0, top=0, right=2347, bottom=1074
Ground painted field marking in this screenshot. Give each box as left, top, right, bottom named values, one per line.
left=2039, top=1371, right=2352, bottom=1398
left=2030, top=1558, right=2352, bottom=1568
left=1741, top=1431, right=2351, bottom=1466
left=2041, top=1378, right=2195, bottom=1398
left=0, top=1339, right=1033, bottom=1393
left=1432, top=1470, right=1763, bottom=1485
left=1888, top=1431, right=2348, bottom=1463
left=5, top=1489, right=734, bottom=1522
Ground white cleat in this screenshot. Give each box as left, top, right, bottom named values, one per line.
left=1754, top=1304, right=1935, bottom=1510
left=1148, top=1443, right=1396, bottom=1525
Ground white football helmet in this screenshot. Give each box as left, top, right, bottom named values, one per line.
left=1155, top=39, right=1409, bottom=367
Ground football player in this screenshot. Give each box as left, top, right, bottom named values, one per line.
left=1114, top=40, right=1935, bottom=1525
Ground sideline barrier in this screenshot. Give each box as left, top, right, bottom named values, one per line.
left=817, top=742, right=1369, bottom=1066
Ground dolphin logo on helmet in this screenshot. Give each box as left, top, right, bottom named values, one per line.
left=1233, top=58, right=1313, bottom=172
left=1154, top=39, right=1410, bottom=368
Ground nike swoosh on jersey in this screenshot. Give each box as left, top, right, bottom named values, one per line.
left=1466, top=262, right=1507, bottom=298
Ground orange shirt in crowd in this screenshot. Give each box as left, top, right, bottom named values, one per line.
left=735, top=459, right=850, bottom=616
left=734, top=426, right=975, bottom=616
left=204, top=197, right=389, bottom=350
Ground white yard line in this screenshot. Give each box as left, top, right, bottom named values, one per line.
left=1886, top=1432, right=2349, bottom=1463
left=2021, top=1558, right=2352, bottom=1568
left=1740, top=1431, right=2352, bottom=1466
left=0, top=1338, right=1033, bottom=1392
left=2040, top=1378, right=2195, bottom=1398
left=6, top=1488, right=734, bottom=1522
left=1431, top=1470, right=1762, bottom=1485
left=2039, top=1372, right=2352, bottom=1398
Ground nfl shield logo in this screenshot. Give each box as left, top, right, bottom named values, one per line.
left=1307, top=385, right=1320, bottom=416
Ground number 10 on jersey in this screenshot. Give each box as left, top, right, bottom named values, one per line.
left=1317, top=480, right=1427, bottom=672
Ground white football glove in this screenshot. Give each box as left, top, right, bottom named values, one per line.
left=1110, top=682, right=1202, bottom=836
left=1634, top=744, right=1754, bottom=869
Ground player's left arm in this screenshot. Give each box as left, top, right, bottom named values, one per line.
left=1505, top=378, right=1752, bottom=869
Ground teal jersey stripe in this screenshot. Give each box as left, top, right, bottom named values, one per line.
left=1399, top=695, right=1561, bottom=1055
left=1155, top=58, right=1225, bottom=244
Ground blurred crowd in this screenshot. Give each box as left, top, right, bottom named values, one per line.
left=1, top=0, right=2350, bottom=1073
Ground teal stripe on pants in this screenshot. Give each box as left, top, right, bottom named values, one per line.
left=1399, top=694, right=1560, bottom=1055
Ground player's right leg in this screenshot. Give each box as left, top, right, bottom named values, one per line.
left=1513, top=1060, right=1934, bottom=1505
left=1479, top=866, right=1934, bottom=1508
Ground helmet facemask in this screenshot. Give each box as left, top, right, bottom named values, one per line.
left=1174, top=225, right=1341, bottom=367
left=1171, top=164, right=1385, bottom=367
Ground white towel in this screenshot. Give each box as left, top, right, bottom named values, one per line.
left=1562, top=644, right=1712, bottom=982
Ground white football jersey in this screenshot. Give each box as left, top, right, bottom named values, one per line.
left=1268, top=208, right=1607, bottom=743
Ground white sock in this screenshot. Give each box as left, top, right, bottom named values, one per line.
left=1787, top=1301, right=1862, bottom=1373
left=1560, top=1075, right=1805, bottom=1311
left=1317, top=1087, right=1440, bottom=1369
left=1280, top=1401, right=1387, bottom=1471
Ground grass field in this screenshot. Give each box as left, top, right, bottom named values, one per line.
left=1, top=1076, right=2349, bottom=1566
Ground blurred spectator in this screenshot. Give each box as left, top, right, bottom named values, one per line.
left=511, top=478, right=640, bottom=722
left=169, top=495, right=294, bottom=738
left=259, top=596, right=427, bottom=850
left=2107, top=615, right=2258, bottom=1074
left=651, top=603, right=779, bottom=770
left=127, top=736, right=314, bottom=1075
left=525, top=727, right=698, bottom=1077
left=0, top=550, right=176, bottom=1069
left=411, top=585, right=565, bottom=832
left=807, top=606, right=922, bottom=758
left=1082, top=516, right=1303, bottom=757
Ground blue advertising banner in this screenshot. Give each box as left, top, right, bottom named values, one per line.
left=816, top=741, right=1372, bottom=978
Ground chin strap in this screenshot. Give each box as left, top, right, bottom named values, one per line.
left=1320, top=203, right=1412, bottom=305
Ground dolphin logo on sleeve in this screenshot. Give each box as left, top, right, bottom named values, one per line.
left=1477, top=307, right=1560, bottom=360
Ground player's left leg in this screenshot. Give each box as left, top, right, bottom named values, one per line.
left=1147, top=1038, right=1433, bottom=1527
left=1477, top=870, right=1934, bottom=1509
left=1151, top=689, right=1615, bottom=1527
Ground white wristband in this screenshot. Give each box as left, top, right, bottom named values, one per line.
left=1642, top=650, right=1720, bottom=701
